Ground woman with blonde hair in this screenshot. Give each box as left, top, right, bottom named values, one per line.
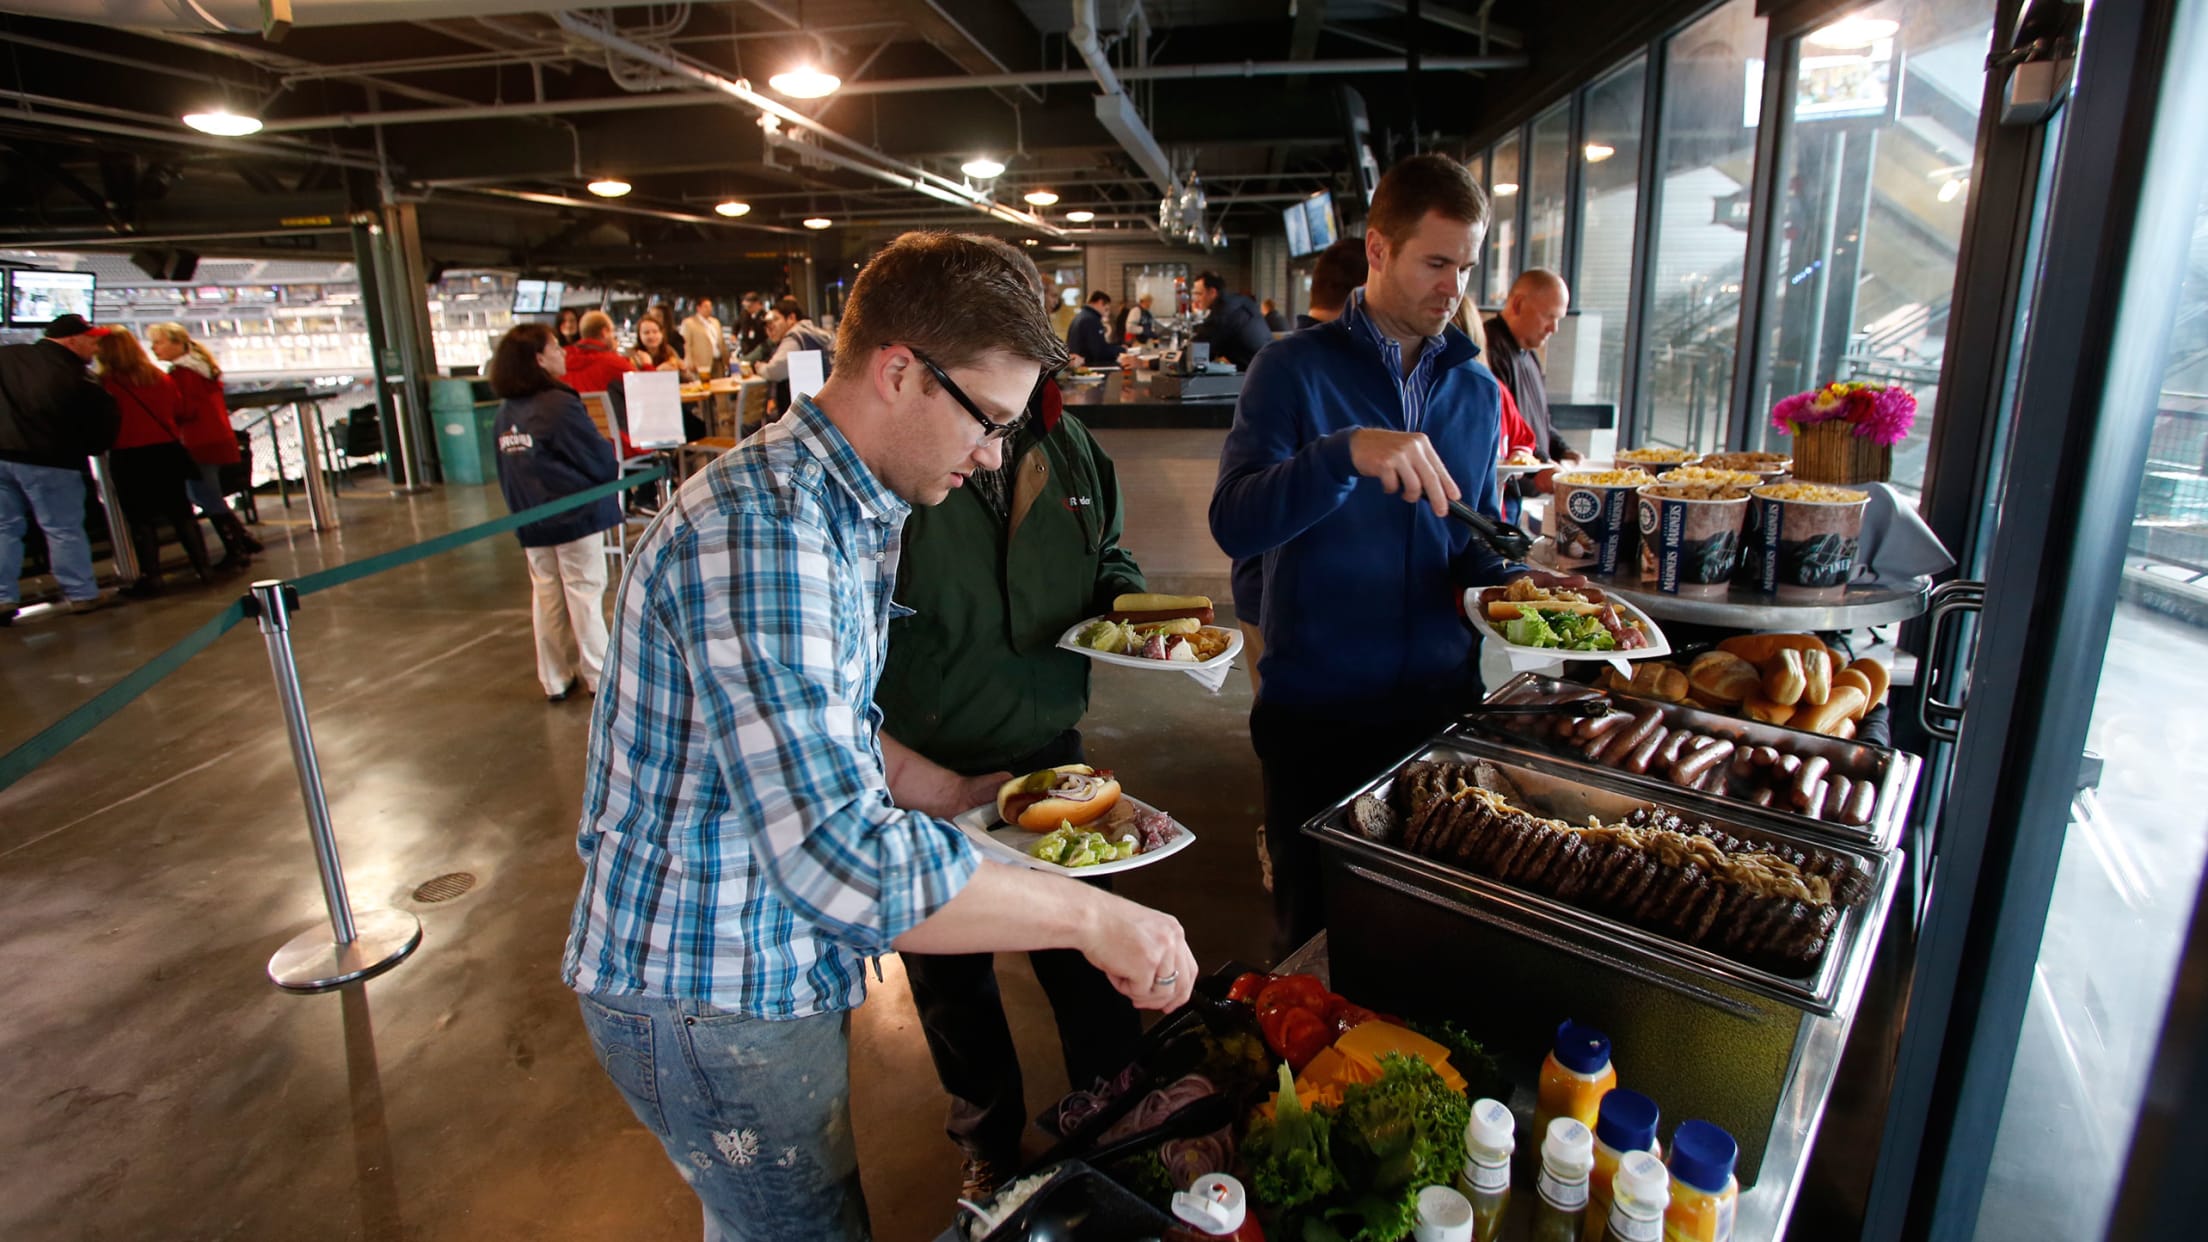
left=95, top=330, right=211, bottom=594
left=147, top=322, right=261, bottom=567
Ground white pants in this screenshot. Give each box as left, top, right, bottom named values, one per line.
left=524, top=535, right=610, bottom=696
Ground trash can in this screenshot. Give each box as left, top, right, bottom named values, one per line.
left=431, top=379, right=499, bottom=485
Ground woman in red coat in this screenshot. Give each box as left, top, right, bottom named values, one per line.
left=149, top=322, right=261, bottom=567
left=95, top=330, right=211, bottom=595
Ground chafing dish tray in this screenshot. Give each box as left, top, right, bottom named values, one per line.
left=1461, top=672, right=1920, bottom=852
left=1306, top=732, right=1898, bottom=1018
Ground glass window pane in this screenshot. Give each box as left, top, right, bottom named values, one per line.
left=1637, top=0, right=1768, bottom=451
left=1485, top=134, right=1522, bottom=306
left=1526, top=103, right=1571, bottom=276
left=1563, top=56, right=1645, bottom=406
left=1972, top=141, right=2208, bottom=1242
left=1751, top=0, right=1995, bottom=495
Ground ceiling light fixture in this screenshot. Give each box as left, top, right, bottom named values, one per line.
left=1806, top=16, right=1899, bottom=49
left=1492, top=181, right=1520, bottom=196
left=1583, top=143, right=1616, bottom=163
left=803, top=216, right=833, bottom=230
left=961, top=156, right=1006, bottom=180
left=714, top=200, right=752, bottom=218
left=768, top=64, right=842, bottom=99
left=1023, top=189, right=1060, bottom=207
left=1065, top=210, right=1095, bottom=224
left=182, top=108, right=262, bottom=136
left=587, top=178, right=633, bottom=198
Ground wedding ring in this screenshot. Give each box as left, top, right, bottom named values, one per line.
left=1153, top=972, right=1179, bottom=987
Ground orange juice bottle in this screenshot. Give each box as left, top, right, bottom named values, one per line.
left=1583, top=1089, right=1662, bottom=1242
left=1533, top=1020, right=1617, bottom=1144
left=1662, top=1121, right=1739, bottom=1242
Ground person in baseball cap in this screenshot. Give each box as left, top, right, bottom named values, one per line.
left=43, top=314, right=108, bottom=353
left=0, top=313, right=121, bottom=622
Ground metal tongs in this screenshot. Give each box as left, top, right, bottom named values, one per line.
left=1448, top=498, right=1534, bottom=561
left=1459, top=696, right=1614, bottom=721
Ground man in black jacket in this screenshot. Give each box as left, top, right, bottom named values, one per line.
left=1191, top=271, right=1274, bottom=370
left=1483, top=269, right=1582, bottom=467
left=0, top=315, right=121, bottom=623
left=1065, top=289, right=1118, bottom=366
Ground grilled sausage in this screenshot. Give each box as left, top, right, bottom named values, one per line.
left=1843, top=777, right=1878, bottom=826
left=1625, top=726, right=1671, bottom=774
left=1671, top=738, right=1735, bottom=786
left=1794, top=755, right=1831, bottom=810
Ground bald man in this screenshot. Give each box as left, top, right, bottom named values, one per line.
left=1483, top=270, right=1581, bottom=471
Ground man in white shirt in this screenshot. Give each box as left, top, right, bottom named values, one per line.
left=680, top=297, right=726, bottom=379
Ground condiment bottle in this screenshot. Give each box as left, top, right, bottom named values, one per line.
left=1457, top=1097, right=1516, bottom=1242
left=1534, top=1019, right=1617, bottom=1142
left=1413, top=1185, right=1475, bottom=1242
left=1529, top=1117, right=1596, bottom=1242
left=1168, top=1172, right=1265, bottom=1242
left=1601, top=1150, right=1671, bottom=1242
left=1662, top=1121, right=1740, bottom=1242
left=1583, top=1089, right=1662, bottom=1242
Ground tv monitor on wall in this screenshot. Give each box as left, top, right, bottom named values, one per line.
left=1284, top=203, right=1313, bottom=258
left=1302, top=192, right=1339, bottom=254
left=8, top=269, right=96, bottom=326
left=511, top=278, right=565, bottom=315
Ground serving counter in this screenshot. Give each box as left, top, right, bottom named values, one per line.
left=1057, top=371, right=1237, bottom=430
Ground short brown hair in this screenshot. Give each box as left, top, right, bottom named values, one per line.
left=1367, top=154, right=1490, bottom=256
left=770, top=296, right=806, bottom=322
left=579, top=310, right=615, bottom=341
left=1309, top=235, right=1369, bottom=313
left=487, top=323, right=560, bottom=399
left=835, top=231, right=1067, bottom=372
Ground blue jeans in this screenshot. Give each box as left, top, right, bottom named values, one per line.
left=576, top=994, right=870, bottom=1242
left=0, top=460, right=99, bottom=605
left=184, top=463, right=240, bottom=524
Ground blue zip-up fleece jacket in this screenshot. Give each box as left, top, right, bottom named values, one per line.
left=1209, top=316, right=1520, bottom=712
left=494, top=384, right=623, bottom=548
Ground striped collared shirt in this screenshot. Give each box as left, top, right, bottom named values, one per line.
left=1340, top=288, right=1450, bottom=432
left=562, top=394, right=980, bottom=1018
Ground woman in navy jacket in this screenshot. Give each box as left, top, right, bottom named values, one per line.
left=489, top=323, right=621, bottom=702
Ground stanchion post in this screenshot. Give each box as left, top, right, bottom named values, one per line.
left=247, top=579, right=419, bottom=992
left=88, top=452, right=139, bottom=583
left=295, top=403, right=341, bottom=532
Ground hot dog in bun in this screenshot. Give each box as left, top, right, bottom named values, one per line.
left=997, top=764, right=1123, bottom=830
left=1105, top=592, right=1214, bottom=626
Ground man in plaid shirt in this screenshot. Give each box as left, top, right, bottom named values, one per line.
left=563, top=233, right=1195, bottom=1242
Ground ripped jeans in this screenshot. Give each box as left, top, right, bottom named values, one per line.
left=577, top=994, right=870, bottom=1242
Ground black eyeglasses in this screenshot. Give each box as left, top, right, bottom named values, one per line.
left=901, top=345, right=1062, bottom=442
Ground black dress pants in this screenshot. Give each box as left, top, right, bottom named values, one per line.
left=900, top=728, right=1144, bottom=1163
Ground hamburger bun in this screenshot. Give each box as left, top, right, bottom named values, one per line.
left=996, top=764, right=1123, bottom=830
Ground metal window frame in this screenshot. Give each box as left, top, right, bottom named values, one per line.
left=1620, top=39, right=1668, bottom=446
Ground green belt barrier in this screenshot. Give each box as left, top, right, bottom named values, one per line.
left=0, top=467, right=666, bottom=796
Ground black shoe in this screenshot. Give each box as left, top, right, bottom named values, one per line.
left=121, top=578, right=163, bottom=599
left=0, top=606, right=14, bottom=627
left=547, top=681, right=576, bottom=703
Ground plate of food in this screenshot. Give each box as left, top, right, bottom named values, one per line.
left=1464, top=578, right=1671, bottom=674
left=952, top=764, right=1196, bottom=875
left=1496, top=448, right=1551, bottom=478
left=1059, top=594, right=1241, bottom=672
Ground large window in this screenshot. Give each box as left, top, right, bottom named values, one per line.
left=1564, top=57, right=1647, bottom=406
left=1637, top=0, right=1767, bottom=451
left=1525, top=103, right=1571, bottom=276
left=1484, top=134, right=1522, bottom=307
left=1749, top=0, right=1996, bottom=493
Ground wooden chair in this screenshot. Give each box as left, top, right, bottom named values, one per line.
left=580, top=392, right=619, bottom=447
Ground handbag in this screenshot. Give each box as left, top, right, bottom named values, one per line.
left=116, top=383, right=201, bottom=479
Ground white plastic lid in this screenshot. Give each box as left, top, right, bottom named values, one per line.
left=1614, top=1150, right=1672, bottom=1211
left=1469, top=1098, right=1516, bottom=1153
left=1413, top=1185, right=1475, bottom=1242
left=1543, top=1117, right=1595, bottom=1175
left=1171, top=1172, right=1249, bottom=1235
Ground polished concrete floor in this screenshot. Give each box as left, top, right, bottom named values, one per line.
left=0, top=473, right=1273, bottom=1242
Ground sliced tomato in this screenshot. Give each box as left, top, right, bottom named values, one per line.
left=1277, top=1008, right=1333, bottom=1072
left=1226, top=972, right=1272, bottom=1004
left=1255, top=973, right=1330, bottom=1017
left=1326, top=1002, right=1380, bottom=1038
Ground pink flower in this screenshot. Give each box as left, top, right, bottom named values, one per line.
left=1770, top=381, right=1917, bottom=445
left=1854, top=384, right=1918, bottom=445
left=1772, top=391, right=1816, bottom=436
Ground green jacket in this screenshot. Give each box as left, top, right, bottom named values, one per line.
left=876, top=414, right=1145, bottom=773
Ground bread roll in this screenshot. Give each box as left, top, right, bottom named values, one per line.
left=1763, top=648, right=1807, bottom=706
left=1717, top=632, right=1827, bottom=664
left=1793, top=684, right=1866, bottom=735
left=1832, top=668, right=1876, bottom=720
left=1688, top=651, right=1762, bottom=705
left=1849, top=657, right=1891, bottom=708
left=1803, top=648, right=1833, bottom=707
left=1743, top=692, right=1795, bottom=725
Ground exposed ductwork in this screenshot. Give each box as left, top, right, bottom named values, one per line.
left=1070, top=0, right=1174, bottom=198
left=0, top=0, right=687, bottom=30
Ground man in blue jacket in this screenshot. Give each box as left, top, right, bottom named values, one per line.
left=1211, top=154, right=1575, bottom=959
left=1065, top=289, right=1119, bottom=366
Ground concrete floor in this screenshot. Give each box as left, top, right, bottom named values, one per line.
left=0, top=476, right=1274, bottom=1242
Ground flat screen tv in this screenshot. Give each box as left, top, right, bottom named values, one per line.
left=1302, top=191, right=1339, bottom=254
left=511, top=278, right=565, bottom=315
left=8, top=269, right=96, bottom=327
left=1284, top=202, right=1314, bottom=258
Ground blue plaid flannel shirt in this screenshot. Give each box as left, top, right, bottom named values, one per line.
left=1340, top=288, right=1448, bottom=432
left=562, top=394, right=981, bottom=1018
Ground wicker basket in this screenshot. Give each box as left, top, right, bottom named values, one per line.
left=1787, top=421, right=1892, bottom=485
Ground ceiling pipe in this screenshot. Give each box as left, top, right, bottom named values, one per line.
left=438, top=185, right=813, bottom=236
left=1069, top=0, right=1173, bottom=197
left=0, top=224, right=353, bottom=247
left=552, top=10, right=1066, bottom=239
left=0, top=0, right=690, bottom=27
left=0, top=90, right=387, bottom=170
left=764, top=131, right=1069, bottom=238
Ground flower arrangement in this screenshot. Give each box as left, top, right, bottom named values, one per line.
left=1771, top=381, right=1918, bottom=447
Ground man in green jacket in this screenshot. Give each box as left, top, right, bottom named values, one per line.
left=877, top=374, right=1147, bottom=1198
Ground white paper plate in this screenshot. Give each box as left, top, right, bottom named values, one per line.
left=1061, top=371, right=1109, bottom=384
left=1057, top=618, right=1242, bottom=673
left=1496, top=461, right=1551, bottom=478
left=950, top=795, right=1197, bottom=876
left=1464, top=587, right=1673, bottom=678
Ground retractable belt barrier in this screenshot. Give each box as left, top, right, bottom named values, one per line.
left=0, top=466, right=667, bottom=989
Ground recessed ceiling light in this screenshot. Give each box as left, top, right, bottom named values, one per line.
left=1583, top=143, right=1615, bottom=163
left=768, top=65, right=842, bottom=99
left=1065, top=210, right=1095, bottom=224
left=1492, top=181, right=1520, bottom=196
left=182, top=109, right=262, bottom=136
left=714, top=200, right=752, bottom=217
left=803, top=217, right=833, bottom=230
left=587, top=178, right=632, bottom=198
left=961, top=157, right=1006, bottom=180
left=1806, top=16, right=1899, bottom=49
left=1023, top=189, right=1059, bottom=207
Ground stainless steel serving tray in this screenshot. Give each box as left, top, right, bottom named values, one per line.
left=1305, top=732, right=1899, bottom=1018
left=1463, top=673, right=1920, bottom=852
